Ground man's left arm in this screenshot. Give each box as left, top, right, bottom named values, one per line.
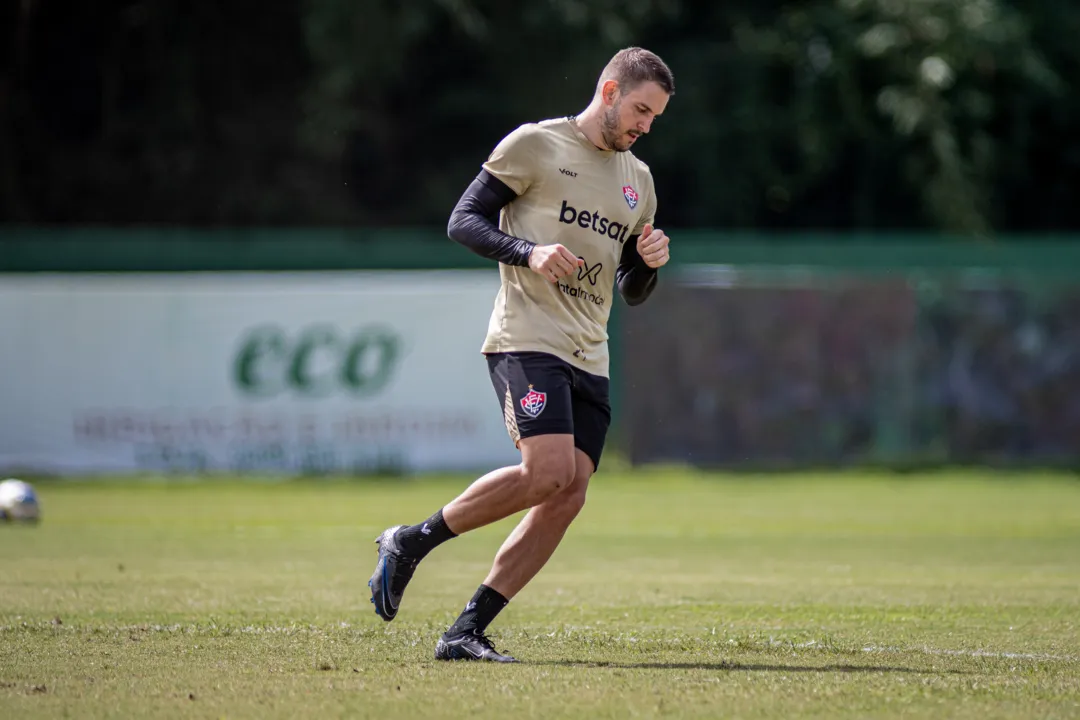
left=616, top=236, right=658, bottom=306
left=617, top=180, right=669, bottom=306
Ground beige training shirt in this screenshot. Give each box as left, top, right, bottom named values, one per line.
left=479, top=116, right=657, bottom=378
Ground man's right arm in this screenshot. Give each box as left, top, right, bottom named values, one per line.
left=446, top=169, right=537, bottom=267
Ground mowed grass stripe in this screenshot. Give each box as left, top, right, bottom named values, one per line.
left=1, top=471, right=1078, bottom=718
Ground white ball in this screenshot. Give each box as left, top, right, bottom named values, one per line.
left=0, top=479, right=41, bottom=523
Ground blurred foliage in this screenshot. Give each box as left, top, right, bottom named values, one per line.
left=733, top=0, right=1062, bottom=234
left=1, top=0, right=1079, bottom=234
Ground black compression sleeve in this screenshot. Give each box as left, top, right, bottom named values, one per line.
left=446, top=170, right=536, bottom=267
left=616, top=235, right=658, bottom=306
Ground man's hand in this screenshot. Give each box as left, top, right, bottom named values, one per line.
left=528, top=243, right=583, bottom=282
left=637, top=224, right=670, bottom=269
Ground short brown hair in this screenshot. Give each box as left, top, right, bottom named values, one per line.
left=597, top=47, right=675, bottom=96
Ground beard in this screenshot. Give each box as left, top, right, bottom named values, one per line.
left=600, top=101, right=632, bottom=152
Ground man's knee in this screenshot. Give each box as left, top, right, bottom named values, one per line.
left=519, top=435, right=576, bottom=505
left=557, top=452, right=594, bottom=518
left=536, top=448, right=593, bottom=524
left=546, top=479, right=588, bottom=524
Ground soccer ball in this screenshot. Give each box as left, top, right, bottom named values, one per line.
left=0, top=479, right=41, bottom=523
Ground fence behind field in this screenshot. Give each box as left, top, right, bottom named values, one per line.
left=620, top=265, right=1080, bottom=469
left=3, top=229, right=1078, bottom=473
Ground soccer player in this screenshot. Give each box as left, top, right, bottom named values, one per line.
left=367, top=47, right=674, bottom=662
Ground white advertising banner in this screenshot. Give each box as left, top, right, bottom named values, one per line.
left=0, top=271, right=520, bottom=475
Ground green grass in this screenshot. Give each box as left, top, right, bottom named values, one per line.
left=1, top=470, right=1079, bottom=719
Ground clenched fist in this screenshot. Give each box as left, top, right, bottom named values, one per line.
left=637, top=224, right=670, bottom=269
left=528, top=243, right=583, bottom=282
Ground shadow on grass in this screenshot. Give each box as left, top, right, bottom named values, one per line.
left=533, top=660, right=970, bottom=674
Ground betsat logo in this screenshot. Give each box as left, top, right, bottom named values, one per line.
left=558, top=200, right=630, bottom=244
left=555, top=199, right=628, bottom=306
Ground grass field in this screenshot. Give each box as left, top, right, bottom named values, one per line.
left=1, top=469, right=1079, bottom=719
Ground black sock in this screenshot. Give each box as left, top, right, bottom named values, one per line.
left=394, top=508, right=457, bottom=559
left=446, top=584, right=510, bottom=637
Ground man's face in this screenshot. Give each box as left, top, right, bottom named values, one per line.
left=600, top=80, right=670, bottom=152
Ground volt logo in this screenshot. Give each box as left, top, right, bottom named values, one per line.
left=577, top=257, right=602, bottom=285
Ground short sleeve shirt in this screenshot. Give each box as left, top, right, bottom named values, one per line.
left=479, top=117, right=657, bottom=378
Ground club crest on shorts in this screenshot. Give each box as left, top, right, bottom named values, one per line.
left=622, top=185, right=638, bottom=210
left=520, top=385, right=547, bottom=418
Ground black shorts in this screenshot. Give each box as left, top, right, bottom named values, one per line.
left=485, top=351, right=611, bottom=472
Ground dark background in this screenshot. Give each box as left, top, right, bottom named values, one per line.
left=4, top=0, right=1080, bottom=234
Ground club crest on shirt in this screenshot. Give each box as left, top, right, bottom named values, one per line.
left=520, top=385, right=547, bottom=418
left=622, top=185, right=638, bottom=210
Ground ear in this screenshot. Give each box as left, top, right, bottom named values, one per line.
left=601, top=79, right=619, bottom=106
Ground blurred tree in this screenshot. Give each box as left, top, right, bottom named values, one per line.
left=1, top=0, right=344, bottom=224
left=300, top=0, right=685, bottom=224
left=729, top=0, right=1063, bottom=234
left=0, top=0, right=37, bottom=222
left=0, top=0, right=1077, bottom=236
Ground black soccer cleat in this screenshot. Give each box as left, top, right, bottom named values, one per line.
left=435, top=629, right=518, bottom=663
left=367, top=525, right=418, bottom=622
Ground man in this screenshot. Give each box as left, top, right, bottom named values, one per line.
left=367, top=47, right=675, bottom=663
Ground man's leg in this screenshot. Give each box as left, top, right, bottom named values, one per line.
left=368, top=352, right=574, bottom=623
left=439, top=434, right=577, bottom=534
left=475, top=447, right=593, bottom=601
left=436, top=367, right=609, bottom=662
left=433, top=443, right=588, bottom=663
left=380, top=436, right=573, bottom=565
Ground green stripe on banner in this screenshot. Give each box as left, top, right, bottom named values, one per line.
left=5, top=227, right=1080, bottom=273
